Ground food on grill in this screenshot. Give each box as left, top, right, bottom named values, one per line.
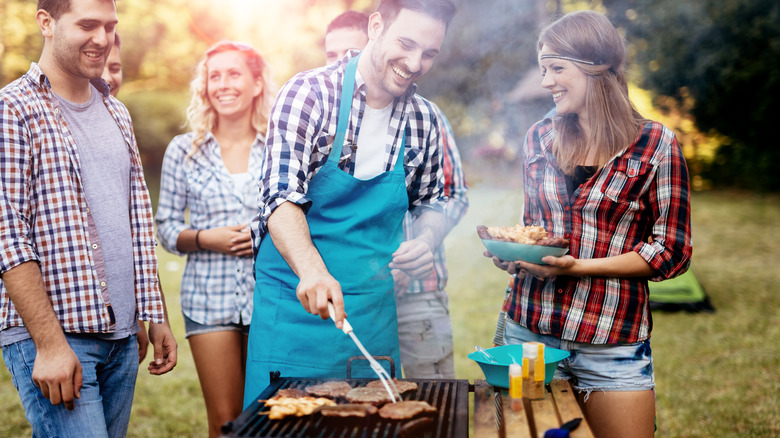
left=316, top=403, right=379, bottom=418
left=365, top=378, right=418, bottom=394
left=275, top=388, right=309, bottom=398
left=477, top=225, right=569, bottom=248
left=345, top=387, right=394, bottom=405
left=305, top=381, right=352, bottom=399
left=378, top=400, right=437, bottom=420
left=263, top=395, right=336, bottom=420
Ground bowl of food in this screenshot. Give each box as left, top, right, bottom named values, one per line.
left=467, top=344, right=570, bottom=388
left=478, top=225, right=569, bottom=265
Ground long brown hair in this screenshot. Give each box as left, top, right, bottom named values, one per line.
left=538, top=10, right=648, bottom=174
left=185, top=41, right=277, bottom=159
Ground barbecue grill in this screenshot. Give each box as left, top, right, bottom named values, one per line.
left=221, top=371, right=470, bottom=438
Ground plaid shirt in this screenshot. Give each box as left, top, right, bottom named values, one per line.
left=254, top=52, right=443, bottom=241
left=156, top=132, right=261, bottom=325
left=0, top=63, right=165, bottom=333
left=505, top=118, right=692, bottom=344
left=402, top=104, right=468, bottom=294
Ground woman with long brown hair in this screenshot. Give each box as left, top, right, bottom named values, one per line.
left=488, top=11, right=692, bottom=437
left=155, top=41, right=276, bottom=437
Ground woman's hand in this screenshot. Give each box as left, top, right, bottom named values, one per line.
left=199, top=224, right=253, bottom=257
left=511, top=255, right=577, bottom=279
left=484, top=251, right=577, bottom=279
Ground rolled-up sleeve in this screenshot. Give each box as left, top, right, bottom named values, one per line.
left=155, top=135, right=191, bottom=256
left=0, top=98, right=39, bottom=274
left=258, top=78, right=324, bottom=233
left=635, top=132, right=692, bottom=281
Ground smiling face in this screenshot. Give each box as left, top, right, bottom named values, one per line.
left=101, top=44, right=122, bottom=96
left=206, top=50, right=263, bottom=122
left=325, top=27, right=368, bottom=65
left=538, top=44, right=590, bottom=120
left=42, top=0, right=118, bottom=82
left=364, top=8, right=446, bottom=107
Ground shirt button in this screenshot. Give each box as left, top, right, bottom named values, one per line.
left=628, top=169, right=636, bottom=177
left=92, top=243, right=99, bottom=249
left=557, top=288, right=564, bottom=294
left=54, top=108, right=60, bottom=114
left=100, top=281, right=107, bottom=287
left=86, top=208, right=91, bottom=214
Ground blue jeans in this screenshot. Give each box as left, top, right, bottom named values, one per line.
left=504, top=318, right=654, bottom=394
left=2, top=334, right=139, bottom=438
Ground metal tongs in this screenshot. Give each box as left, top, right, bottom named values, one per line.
left=328, top=302, right=401, bottom=403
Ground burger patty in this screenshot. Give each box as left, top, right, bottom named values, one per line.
left=345, top=387, right=394, bottom=405
left=317, top=403, right=379, bottom=418
left=365, top=378, right=418, bottom=394
left=305, top=381, right=352, bottom=399
left=378, top=400, right=437, bottom=420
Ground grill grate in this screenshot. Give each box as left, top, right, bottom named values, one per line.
left=222, top=376, right=470, bottom=438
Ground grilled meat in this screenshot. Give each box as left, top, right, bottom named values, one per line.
left=378, top=400, right=437, bottom=420
left=305, top=381, right=352, bottom=399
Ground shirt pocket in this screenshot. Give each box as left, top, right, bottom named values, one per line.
left=523, top=154, right=547, bottom=197
left=186, top=167, right=225, bottom=209
left=599, top=158, right=654, bottom=203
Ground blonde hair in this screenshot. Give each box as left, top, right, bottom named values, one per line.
left=185, top=41, right=277, bottom=159
left=538, top=10, right=648, bottom=174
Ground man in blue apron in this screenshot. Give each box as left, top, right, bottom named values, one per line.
left=245, top=0, right=457, bottom=407
left=323, top=10, right=469, bottom=380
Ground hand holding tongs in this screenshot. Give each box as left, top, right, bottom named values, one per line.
left=328, top=302, right=401, bottom=403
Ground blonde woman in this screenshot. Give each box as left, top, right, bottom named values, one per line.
left=155, top=41, right=276, bottom=437
left=487, top=11, right=692, bottom=437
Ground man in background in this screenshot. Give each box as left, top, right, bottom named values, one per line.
left=0, top=1, right=177, bottom=435
left=324, top=9, right=468, bottom=379
left=102, top=31, right=123, bottom=97
left=101, top=31, right=153, bottom=365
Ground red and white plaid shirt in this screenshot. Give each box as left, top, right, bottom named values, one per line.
left=505, top=118, right=692, bottom=344
left=0, top=63, right=165, bottom=333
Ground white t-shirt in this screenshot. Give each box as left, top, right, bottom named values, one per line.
left=353, top=102, right=393, bottom=180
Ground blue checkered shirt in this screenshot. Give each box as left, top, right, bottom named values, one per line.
left=253, top=52, right=444, bottom=243
left=156, top=132, right=263, bottom=325
left=402, top=105, right=468, bottom=294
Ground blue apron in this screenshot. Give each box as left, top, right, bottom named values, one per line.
left=244, top=56, right=408, bottom=407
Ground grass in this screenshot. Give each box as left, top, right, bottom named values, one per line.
left=2, top=185, right=779, bottom=437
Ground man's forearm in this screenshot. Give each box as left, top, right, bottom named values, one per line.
left=411, top=208, right=448, bottom=252
left=266, top=202, right=328, bottom=278
left=2, top=261, right=68, bottom=351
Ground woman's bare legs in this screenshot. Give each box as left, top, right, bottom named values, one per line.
left=188, top=330, right=248, bottom=438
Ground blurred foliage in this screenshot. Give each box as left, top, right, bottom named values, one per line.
left=4, top=0, right=778, bottom=190
left=602, top=0, right=780, bottom=191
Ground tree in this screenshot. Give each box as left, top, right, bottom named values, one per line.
left=603, top=0, right=780, bottom=190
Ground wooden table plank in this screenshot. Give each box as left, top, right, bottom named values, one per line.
left=473, top=380, right=499, bottom=438
left=498, top=393, right=533, bottom=437
left=529, top=388, right=559, bottom=437
left=549, top=380, right=594, bottom=438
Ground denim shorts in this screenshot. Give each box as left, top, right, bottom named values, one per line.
left=183, top=313, right=250, bottom=338
left=504, top=318, right=654, bottom=395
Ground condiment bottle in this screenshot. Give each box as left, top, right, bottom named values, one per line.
left=522, top=342, right=545, bottom=400
left=508, top=363, right=523, bottom=411
left=535, top=342, right=546, bottom=384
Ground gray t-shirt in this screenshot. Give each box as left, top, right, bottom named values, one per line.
left=1, top=87, right=138, bottom=346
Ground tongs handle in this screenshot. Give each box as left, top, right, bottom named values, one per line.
left=327, top=302, right=353, bottom=334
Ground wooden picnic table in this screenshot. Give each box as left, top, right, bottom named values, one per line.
left=473, top=379, right=594, bottom=438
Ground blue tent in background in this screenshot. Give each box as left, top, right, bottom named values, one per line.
left=648, top=267, right=714, bottom=312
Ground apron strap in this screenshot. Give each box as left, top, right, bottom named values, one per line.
left=328, top=55, right=360, bottom=167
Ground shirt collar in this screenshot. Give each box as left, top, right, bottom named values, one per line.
left=27, top=62, right=111, bottom=98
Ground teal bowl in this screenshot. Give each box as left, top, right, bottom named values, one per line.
left=481, top=239, right=568, bottom=265
left=467, top=344, right=570, bottom=388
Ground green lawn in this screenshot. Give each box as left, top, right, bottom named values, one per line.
left=2, top=185, right=779, bottom=437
